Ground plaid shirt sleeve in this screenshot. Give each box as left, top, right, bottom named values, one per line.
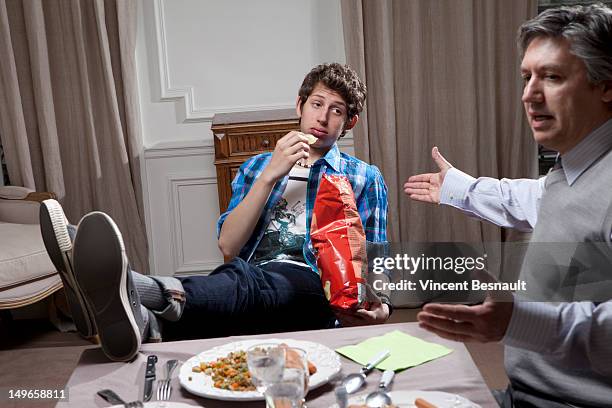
left=216, top=154, right=270, bottom=238
left=360, top=164, right=388, bottom=242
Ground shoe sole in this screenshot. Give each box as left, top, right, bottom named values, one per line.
left=39, top=200, right=96, bottom=338
left=73, top=212, right=142, bottom=362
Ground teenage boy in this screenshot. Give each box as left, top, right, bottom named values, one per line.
left=41, top=63, right=390, bottom=362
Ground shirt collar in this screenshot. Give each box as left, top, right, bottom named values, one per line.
left=561, top=118, right=612, bottom=186
left=316, top=143, right=341, bottom=172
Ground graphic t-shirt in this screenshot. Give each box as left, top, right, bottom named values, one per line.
left=251, top=166, right=310, bottom=266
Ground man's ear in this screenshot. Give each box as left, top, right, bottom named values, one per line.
left=601, top=80, right=612, bottom=103
left=296, top=96, right=303, bottom=118
left=345, top=115, right=359, bottom=131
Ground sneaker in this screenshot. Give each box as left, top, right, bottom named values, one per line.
left=73, top=211, right=144, bottom=362
left=39, top=199, right=96, bottom=338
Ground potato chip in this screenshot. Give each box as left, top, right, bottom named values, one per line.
left=302, top=133, right=318, bottom=145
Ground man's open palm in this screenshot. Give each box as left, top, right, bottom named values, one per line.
left=404, top=147, right=452, bottom=204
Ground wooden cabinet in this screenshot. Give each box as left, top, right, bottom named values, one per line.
left=212, top=109, right=299, bottom=213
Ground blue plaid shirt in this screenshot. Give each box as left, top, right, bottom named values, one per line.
left=217, top=143, right=388, bottom=273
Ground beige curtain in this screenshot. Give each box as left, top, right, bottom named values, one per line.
left=0, top=0, right=148, bottom=273
left=342, top=0, right=538, bottom=246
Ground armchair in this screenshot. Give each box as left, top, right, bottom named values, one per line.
left=0, top=186, right=62, bottom=309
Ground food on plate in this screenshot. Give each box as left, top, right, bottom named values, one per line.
left=192, top=345, right=318, bottom=391
left=415, top=398, right=439, bottom=408
left=308, top=360, right=317, bottom=376
left=193, top=350, right=256, bottom=391
left=279, top=343, right=317, bottom=375
left=302, top=133, right=318, bottom=145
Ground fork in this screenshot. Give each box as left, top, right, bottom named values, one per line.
left=157, top=359, right=179, bottom=401
left=97, top=389, right=143, bottom=408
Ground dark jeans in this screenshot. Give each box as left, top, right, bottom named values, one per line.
left=163, top=258, right=335, bottom=340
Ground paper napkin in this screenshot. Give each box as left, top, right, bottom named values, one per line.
left=335, top=330, right=452, bottom=371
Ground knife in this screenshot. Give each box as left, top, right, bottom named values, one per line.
left=143, top=354, right=158, bottom=402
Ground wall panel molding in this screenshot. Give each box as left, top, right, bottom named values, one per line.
left=149, top=0, right=293, bottom=123
left=145, top=141, right=214, bottom=159
left=167, top=173, right=221, bottom=275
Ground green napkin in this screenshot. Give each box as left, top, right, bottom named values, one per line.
left=335, top=330, right=452, bottom=371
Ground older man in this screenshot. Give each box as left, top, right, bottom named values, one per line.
left=405, top=4, right=612, bottom=407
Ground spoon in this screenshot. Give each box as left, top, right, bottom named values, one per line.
left=365, top=369, right=394, bottom=407
left=341, top=350, right=391, bottom=394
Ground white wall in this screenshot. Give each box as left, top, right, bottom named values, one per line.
left=136, top=0, right=351, bottom=276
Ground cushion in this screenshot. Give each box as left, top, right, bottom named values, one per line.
left=0, top=222, right=57, bottom=290
left=0, top=199, right=39, bottom=224
left=0, top=274, right=62, bottom=309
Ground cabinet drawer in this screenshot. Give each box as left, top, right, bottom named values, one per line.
left=227, top=131, right=286, bottom=157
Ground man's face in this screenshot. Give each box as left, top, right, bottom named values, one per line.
left=521, top=36, right=612, bottom=154
left=296, top=83, right=356, bottom=150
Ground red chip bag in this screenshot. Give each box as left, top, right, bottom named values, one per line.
left=310, top=174, right=367, bottom=311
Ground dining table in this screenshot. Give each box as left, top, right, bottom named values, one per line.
left=56, top=322, right=499, bottom=407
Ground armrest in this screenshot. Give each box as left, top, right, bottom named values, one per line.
left=0, top=187, right=56, bottom=224
left=0, top=186, right=33, bottom=199
left=0, top=186, right=55, bottom=202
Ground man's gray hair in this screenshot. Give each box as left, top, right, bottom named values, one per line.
left=518, top=3, right=612, bottom=84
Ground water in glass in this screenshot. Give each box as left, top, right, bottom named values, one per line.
left=247, top=344, right=286, bottom=392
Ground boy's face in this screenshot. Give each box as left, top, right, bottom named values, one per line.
left=296, top=83, right=357, bottom=150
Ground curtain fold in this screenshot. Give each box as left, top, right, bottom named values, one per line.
left=342, top=0, right=538, bottom=246
left=0, top=0, right=36, bottom=189
left=0, top=0, right=148, bottom=273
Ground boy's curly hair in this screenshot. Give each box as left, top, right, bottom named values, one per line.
left=298, top=63, right=367, bottom=122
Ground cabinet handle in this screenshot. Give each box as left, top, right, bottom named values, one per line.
left=261, top=139, right=270, bottom=148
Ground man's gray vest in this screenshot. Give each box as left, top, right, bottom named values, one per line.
left=505, top=147, right=612, bottom=406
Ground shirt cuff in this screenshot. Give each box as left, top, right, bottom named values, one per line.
left=503, top=300, right=559, bottom=353
left=439, top=168, right=477, bottom=207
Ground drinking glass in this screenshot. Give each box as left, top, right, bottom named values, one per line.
left=265, top=347, right=309, bottom=408
left=246, top=343, right=286, bottom=393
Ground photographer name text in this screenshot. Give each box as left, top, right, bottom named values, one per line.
left=372, top=279, right=527, bottom=292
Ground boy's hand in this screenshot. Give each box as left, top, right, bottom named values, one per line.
left=335, top=303, right=390, bottom=327
left=261, top=131, right=310, bottom=184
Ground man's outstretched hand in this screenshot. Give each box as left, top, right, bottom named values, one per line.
left=404, top=146, right=453, bottom=204
left=417, top=268, right=514, bottom=343
left=417, top=296, right=514, bottom=343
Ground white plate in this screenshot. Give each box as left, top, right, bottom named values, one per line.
left=333, top=390, right=481, bottom=407
left=110, top=403, right=196, bottom=408
left=179, top=338, right=341, bottom=401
